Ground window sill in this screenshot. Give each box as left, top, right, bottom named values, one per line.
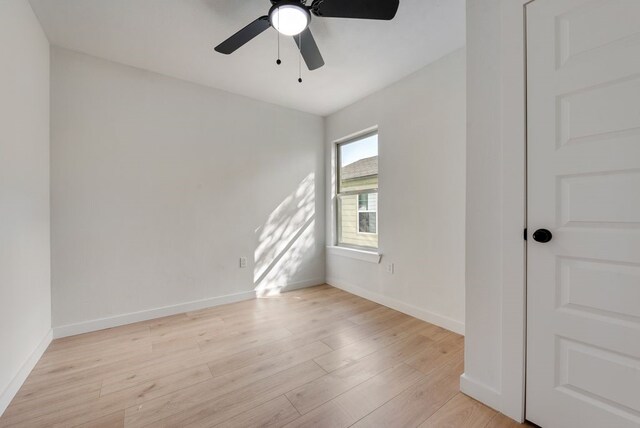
left=326, top=246, right=381, bottom=264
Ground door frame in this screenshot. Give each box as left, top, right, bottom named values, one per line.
left=461, top=0, right=533, bottom=423
left=504, top=0, right=535, bottom=422
left=506, top=0, right=534, bottom=422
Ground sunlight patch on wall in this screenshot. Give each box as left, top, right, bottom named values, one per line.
left=254, top=173, right=316, bottom=297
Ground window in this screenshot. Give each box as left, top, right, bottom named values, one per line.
left=336, top=132, right=378, bottom=249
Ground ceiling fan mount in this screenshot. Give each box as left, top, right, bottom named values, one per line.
left=214, top=0, right=400, bottom=72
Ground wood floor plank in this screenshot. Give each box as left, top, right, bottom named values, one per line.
left=122, top=343, right=329, bottom=427
left=351, top=352, right=464, bottom=428
left=136, top=360, right=327, bottom=428
left=33, top=328, right=152, bottom=373
left=98, top=350, right=210, bottom=395
left=214, top=289, right=358, bottom=327
left=75, top=410, right=125, bottom=428
left=1, top=381, right=102, bottom=422
left=214, top=295, right=378, bottom=339
left=284, top=363, right=424, bottom=428
left=484, top=413, right=531, bottom=428
left=318, top=311, right=414, bottom=350
left=214, top=395, right=300, bottom=428
left=1, top=365, right=213, bottom=427
left=286, top=334, right=433, bottom=415
left=43, top=331, right=151, bottom=361
left=284, top=301, right=380, bottom=335
left=205, top=316, right=366, bottom=378
left=417, top=322, right=453, bottom=343
left=347, top=306, right=398, bottom=325
left=0, top=285, right=506, bottom=428
left=99, top=363, right=213, bottom=400
left=406, top=332, right=464, bottom=376
left=148, top=314, right=225, bottom=337
left=27, top=343, right=154, bottom=382
left=150, top=335, right=201, bottom=354
left=48, top=323, right=150, bottom=349
left=314, top=317, right=431, bottom=372
left=3, top=392, right=125, bottom=428
left=419, top=393, right=497, bottom=428
left=197, top=326, right=293, bottom=352
left=14, top=345, right=200, bottom=399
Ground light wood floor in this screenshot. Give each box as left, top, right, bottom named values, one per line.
left=1, top=285, right=530, bottom=428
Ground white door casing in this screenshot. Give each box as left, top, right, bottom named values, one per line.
left=526, top=0, right=640, bottom=427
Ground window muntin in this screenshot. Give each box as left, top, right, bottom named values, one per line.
left=336, top=132, right=378, bottom=249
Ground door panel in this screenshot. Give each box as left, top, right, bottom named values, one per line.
left=526, top=0, right=640, bottom=427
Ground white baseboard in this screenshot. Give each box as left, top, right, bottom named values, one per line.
left=53, top=290, right=255, bottom=338
left=459, top=373, right=502, bottom=413
left=326, top=277, right=465, bottom=335
left=0, top=329, right=53, bottom=416
left=53, top=278, right=324, bottom=339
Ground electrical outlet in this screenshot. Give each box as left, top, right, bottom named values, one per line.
left=386, top=263, right=394, bottom=274
left=239, top=257, right=247, bottom=268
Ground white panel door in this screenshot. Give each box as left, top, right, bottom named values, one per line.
left=526, top=0, right=640, bottom=427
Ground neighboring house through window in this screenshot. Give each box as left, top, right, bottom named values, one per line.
left=358, top=193, right=377, bottom=234
left=336, top=132, right=378, bottom=249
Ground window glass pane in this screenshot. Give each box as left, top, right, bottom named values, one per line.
left=358, top=212, right=377, bottom=234
left=339, top=134, right=378, bottom=194
left=338, top=194, right=378, bottom=247
left=365, top=193, right=377, bottom=211
left=358, top=194, right=368, bottom=210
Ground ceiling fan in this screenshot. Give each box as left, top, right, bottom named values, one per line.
left=214, top=0, right=400, bottom=71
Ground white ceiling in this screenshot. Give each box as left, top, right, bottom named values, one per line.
left=29, top=0, right=465, bottom=116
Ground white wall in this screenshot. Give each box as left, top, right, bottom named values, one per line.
left=0, top=0, right=52, bottom=415
left=325, top=49, right=466, bottom=334
left=461, top=0, right=528, bottom=422
left=50, top=48, right=325, bottom=336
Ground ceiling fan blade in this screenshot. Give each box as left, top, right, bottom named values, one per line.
left=311, top=0, right=399, bottom=20
left=215, top=16, right=271, bottom=55
left=294, top=28, right=325, bottom=71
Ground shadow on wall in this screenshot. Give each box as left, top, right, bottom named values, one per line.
left=254, top=173, right=316, bottom=297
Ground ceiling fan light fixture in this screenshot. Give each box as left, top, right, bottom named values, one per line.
left=215, top=0, right=400, bottom=70
left=270, top=3, right=310, bottom=36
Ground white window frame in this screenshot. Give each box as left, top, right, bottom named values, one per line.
left=334, top=129, right=379, bottom=250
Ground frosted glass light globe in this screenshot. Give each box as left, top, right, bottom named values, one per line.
left=270, top=4, right=309, bottom=36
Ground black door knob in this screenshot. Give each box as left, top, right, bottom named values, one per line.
left=532, top=228, right=552, bottom=243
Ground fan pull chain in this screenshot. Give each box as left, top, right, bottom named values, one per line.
left=276, top=33, right=281, bottom=65
left=276, top=7, right=281, bottom=65
left=298, top=34, right=302, bottom=83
